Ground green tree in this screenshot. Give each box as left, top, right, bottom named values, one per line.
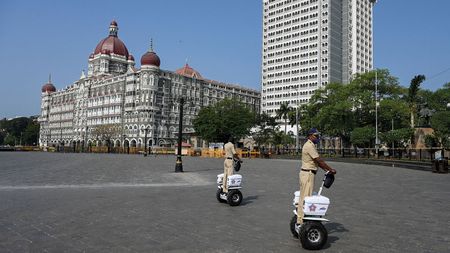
left=378, top=98, right=410, bottom=132
left=303, top=82, right=355, bottom=146
left=381, top=128, right=414, bottom=148
left=424, top=83, right=450, bottom=112
left=300, top=69, right=403, bottom=147
left=4, top=134, right=16, bottom=146
left=5, top=117, right=31, bottom=138
left=251, top=112, right=277, bottom=147
left=193, top=98, right=254, bottom=143
left=287, top=106, right=302, bottom=129
left=424, top=134, right=439, bottom=148
left=297, top=104, right=314, bottom=133
left=0, top=116, right=39, bottom=146
left=0, top=130, right=5, bottom=145
left=270, top=129, right=294, bottom=153
left=22, top=121, right=40, bottom=145
left=271, top=130, right=285, bottom=147
left=92, top=124, right=120, bottom=151
left=350, top=126, right=375, bottom=148
left=407, top=75, right=426, bottom=128
left=276, top=102, right=292, bottom=134
left=430, top=111, right=450, bottom=148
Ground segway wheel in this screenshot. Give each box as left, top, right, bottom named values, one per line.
left=227, top=190, right=242, bottom=206
left=216, top=188, right=227, bottom=203
left=299, top=221, right=328, bottom=250
left=289, top=215, right=298, bottom=238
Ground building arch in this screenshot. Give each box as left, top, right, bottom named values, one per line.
left=158, top=139, right=168, bottom=146
left=169, top=126, right=176, bottom=138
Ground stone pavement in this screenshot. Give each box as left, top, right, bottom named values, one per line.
left=0, top=152, right=449, bottom=252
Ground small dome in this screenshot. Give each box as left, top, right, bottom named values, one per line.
left=141, top=51, right=161, bottom=67
left=175, top=64, right=202, bottom=79
left=110, top=20, right=118, bottom=27
left=41, top=82, right=56, bottom=93
left=128, top=54, right=135, bottom=61
left=89, top=53, right=95, bottom=59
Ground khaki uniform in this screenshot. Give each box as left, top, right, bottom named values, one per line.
left=223, top=142, right=236, bottom=193
left=297, top=139, right=320, bottom=224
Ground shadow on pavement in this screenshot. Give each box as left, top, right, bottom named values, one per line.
left=322, top=222, right=348, bottom=249
left=240, top=195, right=258, bottom=206
left=326, top=222, right=349, bottom=234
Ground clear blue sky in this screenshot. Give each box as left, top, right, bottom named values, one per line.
left=1, top=0, right=449, bottom=118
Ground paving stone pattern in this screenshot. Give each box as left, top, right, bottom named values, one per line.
left=0, top=152, right=449, bottom=252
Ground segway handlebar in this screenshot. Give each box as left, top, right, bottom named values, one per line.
left=318, top=172, right=335, bottom=195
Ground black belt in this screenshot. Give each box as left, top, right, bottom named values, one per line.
left=226, top=157, right=233, bottom=160
left=301, top=169, right=317, bottom=174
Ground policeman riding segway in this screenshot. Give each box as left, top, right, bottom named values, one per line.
left=216, top=137, right=244, bottom=206
left=291, top=128, right=337, bottom=250
left=216, top=158, right=243, bottom=206
left=290, top=172, right=335, bottom=250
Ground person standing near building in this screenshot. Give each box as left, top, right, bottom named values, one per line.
left=297, top=128, right=336, bottom=226
left=223, top=137, right=242, bottom=193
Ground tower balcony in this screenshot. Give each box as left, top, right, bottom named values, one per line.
left=136, top=105, right=154, bottom=111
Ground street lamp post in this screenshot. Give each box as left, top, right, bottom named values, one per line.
left=122, top=134, right=127, bottom=154
left=375, top=71, right=380, bottom=158
left=391, top=117, right=395, bottom=158
left=144, top=126, right=149, bottom=156
left=295, top=106, right=300, bottom=154
left=175, top=97, right=184, bottom=172
left=60, top=120, right=63, bottom=152
left=291, top=84, right=300, bottom=155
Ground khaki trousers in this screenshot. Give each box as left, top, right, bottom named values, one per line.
left=223, top=159, right=234, bottom=193
left=297, top=170, right=315, bottom=224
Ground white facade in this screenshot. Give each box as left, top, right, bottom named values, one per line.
left=38, top=22, right=260, bottom=149
left=261, top=0, right=375, bottom=124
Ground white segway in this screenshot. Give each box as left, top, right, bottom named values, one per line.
left=216, top=159, right=243, bottom=206
left=290, top=172, right=334, bottom=250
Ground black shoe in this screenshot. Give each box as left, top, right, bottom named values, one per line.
left=295, top=223, right=302, bottom=234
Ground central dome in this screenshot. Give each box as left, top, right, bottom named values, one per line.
left=93, top=21, right=129, bottom=58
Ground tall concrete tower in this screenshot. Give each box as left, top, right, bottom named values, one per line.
left=261, top=0, right=375, bottom=131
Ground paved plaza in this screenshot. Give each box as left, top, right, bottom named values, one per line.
left=0, top=152, right=449, bottom=252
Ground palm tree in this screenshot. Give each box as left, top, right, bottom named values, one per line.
left=407, top=75, right=426, bottom=128
left=288, top=106, right=302, bottom=128
left=276, top=102, right=292, bottom=133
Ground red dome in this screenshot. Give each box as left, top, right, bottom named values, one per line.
left=141, top=51, right=161, bottom=67
left=93, top=21, right=129, bottom=58
left=175, top=64, right=202, bottom=79
left=128, top=54, right=135, bottom=61
left=94, top=37, right=128, bottom=57
left=41, top=83, right=56, bottom=93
